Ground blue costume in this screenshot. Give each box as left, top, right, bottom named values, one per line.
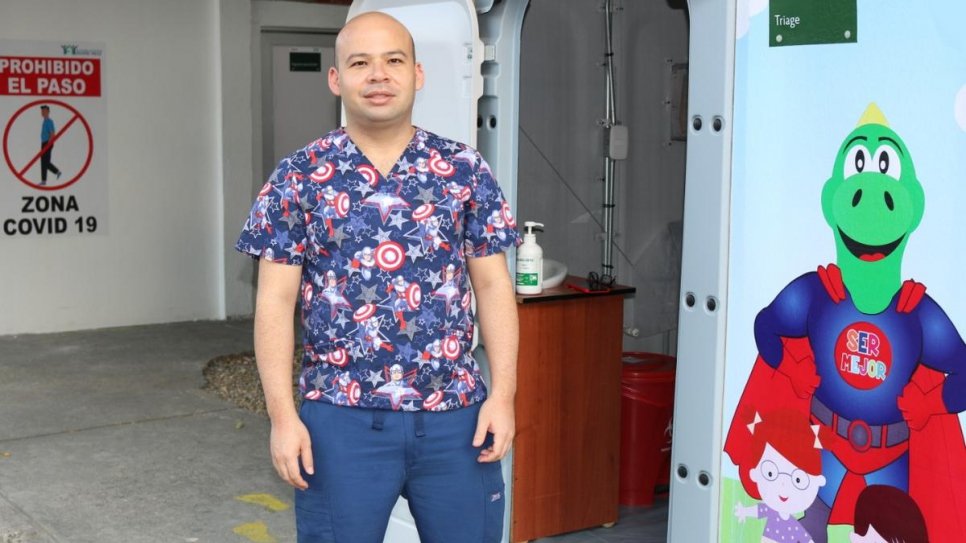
left=754, top=270, right=966, bottom=515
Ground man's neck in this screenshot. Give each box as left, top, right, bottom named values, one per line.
left=345, top=121, right=416, bottom=177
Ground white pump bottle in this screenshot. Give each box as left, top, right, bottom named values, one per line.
left=515, top=221, right=544, bottom=295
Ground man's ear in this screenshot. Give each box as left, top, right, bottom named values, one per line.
left=814, top=474, right=826, bottom=488
left=414, top=62, right=425, bottom=91
left=328, top=67, right=342, bottom=97
left=749, top=466, right=760, bottom=483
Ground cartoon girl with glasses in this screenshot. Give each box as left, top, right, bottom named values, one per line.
left=734, top=409, right=827, bottom=543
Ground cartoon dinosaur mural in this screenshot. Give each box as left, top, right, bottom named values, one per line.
left=724, top=104, right=966, bottom=543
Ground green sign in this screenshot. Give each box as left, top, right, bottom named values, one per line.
left=289, top=51, right=321, bottom=72
left=769, top=0, right=857, bottom=47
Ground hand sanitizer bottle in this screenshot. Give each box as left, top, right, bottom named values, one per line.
left=516, top=221, right=544, bottom=294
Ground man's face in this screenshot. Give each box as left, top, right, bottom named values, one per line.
left=328, top=14, right=424, bottom=130
left=41, top=108, right=49, bottom=118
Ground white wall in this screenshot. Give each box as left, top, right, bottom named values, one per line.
left=0, top=0, right=224, bottom=335
left=0, top=0, right=348, bottom=335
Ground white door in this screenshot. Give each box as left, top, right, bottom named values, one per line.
left=261, top=32, right=339, bottom=181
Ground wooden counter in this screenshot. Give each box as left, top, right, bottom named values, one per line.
left=511, top=276, right=635, bottom=542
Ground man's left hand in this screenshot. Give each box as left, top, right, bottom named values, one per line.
left=473, top=396, right=515, bottom=462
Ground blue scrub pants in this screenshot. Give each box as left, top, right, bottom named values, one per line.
left=295, top=400, right=505, bottom=543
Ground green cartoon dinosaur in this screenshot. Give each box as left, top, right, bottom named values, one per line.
left=821, top=104, right=924, bottom=313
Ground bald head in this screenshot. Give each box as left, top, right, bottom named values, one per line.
left=334, top=12, right=416, bottom=70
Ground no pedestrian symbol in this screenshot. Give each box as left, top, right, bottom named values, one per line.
left=2, top=98, right=93, bottom=191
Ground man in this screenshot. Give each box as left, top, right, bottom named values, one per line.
left=39, top=105, right=61, bottom=186
left=236, top=12, right=520, bottom=543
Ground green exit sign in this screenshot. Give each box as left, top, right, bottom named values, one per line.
left=770, top=0, right=857, bottom=47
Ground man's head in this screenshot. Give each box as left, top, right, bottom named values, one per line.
left=40, top=105, right=49, bottom=118
left=328, top=12, right=424, bottom=131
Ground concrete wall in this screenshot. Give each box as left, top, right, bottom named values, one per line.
left=1, top=0, right=225, bottom=335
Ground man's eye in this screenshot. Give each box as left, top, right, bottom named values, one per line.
left=388, top=58, right=404, bottom=64
left=351, top=61, right=366, bottom=67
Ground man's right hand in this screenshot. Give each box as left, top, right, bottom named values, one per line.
left=270, top=416, right=314, bottom=490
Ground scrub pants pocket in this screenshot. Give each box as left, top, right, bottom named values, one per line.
left=482, top=462, right=506, bottom=543
left=295, top=487, right=337, bottom=543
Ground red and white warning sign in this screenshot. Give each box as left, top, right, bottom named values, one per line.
left=1, top=40, right=107, bottom=237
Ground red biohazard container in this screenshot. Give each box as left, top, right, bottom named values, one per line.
left=619, top=352, right=676, bottom=506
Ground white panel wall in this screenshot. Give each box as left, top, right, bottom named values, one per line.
left=0, top=0, right=224, bottom=335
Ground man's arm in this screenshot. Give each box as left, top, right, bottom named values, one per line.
left=254, top=258, right=314, bottom=489
left=466, top=252, right=519, bottom=463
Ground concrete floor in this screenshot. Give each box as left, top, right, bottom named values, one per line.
left=0, top=319, right=667, bottom=542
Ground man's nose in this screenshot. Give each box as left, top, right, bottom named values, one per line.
left=367, top=61, right=389, bottom=81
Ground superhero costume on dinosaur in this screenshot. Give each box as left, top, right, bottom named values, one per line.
left=724, top=104, right=966, bottom=543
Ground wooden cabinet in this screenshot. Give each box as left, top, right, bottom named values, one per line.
left=511, top=278, right=634, bottom=542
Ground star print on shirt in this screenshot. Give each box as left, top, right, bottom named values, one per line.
left=365, top=369, right=385, bottom=387
left=356, top=284, right=380, bottom=304
left=361, top=192, right=411, bottom=223
left=373, top=228, right=393, bottom=243
left=414, top=186, right=437, bottom=204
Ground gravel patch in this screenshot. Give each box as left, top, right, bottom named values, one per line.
left=202, top=351, right=300, bottom=415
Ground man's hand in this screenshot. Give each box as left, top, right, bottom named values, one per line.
left=473, top=396, right=515, bottom=463
left=270, top=416, right=315, bottom=490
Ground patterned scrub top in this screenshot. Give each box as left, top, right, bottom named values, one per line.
left=237, top=127, right=520, bottom=411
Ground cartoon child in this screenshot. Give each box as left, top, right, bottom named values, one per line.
left=850, top=485, right=927, bottom=543
left=734, top=409, right=826, bottom=543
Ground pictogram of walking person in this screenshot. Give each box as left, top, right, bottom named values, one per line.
left=39, top=105, right=62, bottom=186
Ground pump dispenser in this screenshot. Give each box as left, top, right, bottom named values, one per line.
left=516, top=221, right=544, bottom=294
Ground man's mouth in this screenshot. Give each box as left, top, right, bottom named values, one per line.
left=779, top=496, right=788, bottom=502
left=364, top=89, right=395, bottom=103
left=839, top=228, right=904, bottom=262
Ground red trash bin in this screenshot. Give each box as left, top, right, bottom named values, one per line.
left=619, top=352, right=676, bottom=506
